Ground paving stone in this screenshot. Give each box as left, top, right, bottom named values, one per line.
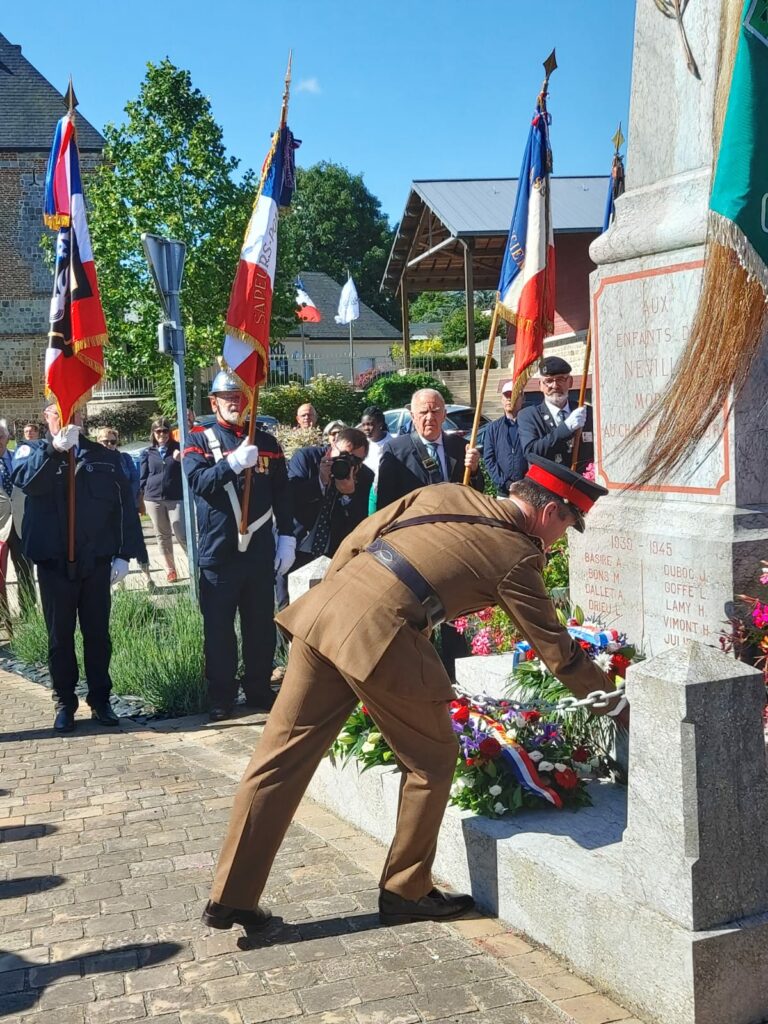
left=180, top=1007, right=244, bottom=1024
left=204, top=973, right=267, bottom=1004
left=237, top=990, right=302, bottom=1023
left=29, top=960, right=82, bottom=988
left=84, top=912, right=136, bottom=937
left=290, top=936, right=346, bottom=962
left=21, top=1008, right=86, bottom=1024
left=531, top=971, right=596, bottom=1001
left=93, top=973, right=126, bottom=999
left=85, top=994, right=148, bottom=1023
left=554, top=993, right=633, bottom=1024
left=317, top=953, right=375, bottom=982
left=298, top=979, right=362, bottom=1014
left=353, top=970, right=416, bottom=1003
left=233, top=945, right=296, bottom=973
left=351, top=996, right=420, bottom=1024
left=0, top=967, right=25, bottom=992
left=468, top=976, right=536, bottom=1008
left=476, top=933, right=534, bottom=959
left=38, top=977, right=96, bottom=1008
left=411, top=984, right=480, bottom=1020
left=124, top=963, right=180, bottom=994
left=146, top=986, right=207, bottom=1014
left=501, top=950, right=564, bottom=980
left=180, top=957, right=238, bottom=986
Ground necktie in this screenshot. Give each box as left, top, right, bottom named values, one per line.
left=311, top=490, right=336, bottom=557
left=557, top=409, right=567, bottom=424
left=0, top=456, right=11, bottom=497
left=425, top=441, right=443, bottom=480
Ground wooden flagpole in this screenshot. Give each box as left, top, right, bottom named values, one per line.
left=240, top=52, right=292, bottom=535
left=65, top=77, right=78, bottom=575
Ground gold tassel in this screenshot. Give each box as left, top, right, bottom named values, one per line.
left=507, top=360, right=537, bottom=406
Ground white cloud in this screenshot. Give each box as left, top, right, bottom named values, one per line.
left=296, top=77, right=321, bottom=95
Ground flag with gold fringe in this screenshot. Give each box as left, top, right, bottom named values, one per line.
left=631, top=0, right=768, bottom=485
left=497, top=53, right=557, bottom=403
left=44, top=110, right=107, bottom=424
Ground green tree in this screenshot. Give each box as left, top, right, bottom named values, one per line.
left=87, top=59, right=297, bottom=392
left=440, top=306, right=501, bottom=350
left=408, top=291, right=465, bottom=323
left=283, top=162, right=397, bottom=325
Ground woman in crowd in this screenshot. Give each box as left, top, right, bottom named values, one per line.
left=139, top=417, right=187, bottom=583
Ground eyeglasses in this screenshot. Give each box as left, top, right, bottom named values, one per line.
left=542, top=375, right=569, bottom=387
left=101, top=438, right=118, bottom=446
left=154, top=428, right=170, bottom=434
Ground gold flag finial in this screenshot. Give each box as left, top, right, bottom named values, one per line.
left=64, top=76, right=78, bottom=114
left=611, top=122, right=625, bottom=154
left=279, top=50, right=293, bottom=129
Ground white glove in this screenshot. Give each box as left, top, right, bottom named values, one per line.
left=273, top=535, right=296, bottom=576
left=564, top=407, right=587, bottom=433
left=226, top=442, right=259, bottom=474
left=52, top=424, right=80, bottom=452
left=110, top=557, right=129, bottom=586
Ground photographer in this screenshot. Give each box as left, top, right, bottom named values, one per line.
left=287, top=427, right=373, bottom=576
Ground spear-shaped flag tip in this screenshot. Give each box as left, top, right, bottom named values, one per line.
left=612, top=122, right=625, bottom=154
left=543, top=49, right=557, bottom=80
left=63, top=77, right=78, bottom=113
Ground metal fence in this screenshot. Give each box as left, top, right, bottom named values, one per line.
left=91, top=377, right=156, bottom=400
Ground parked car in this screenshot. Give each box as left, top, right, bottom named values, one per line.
left=194, top=413, right=279, bottom=434
left=384, top=405, right=491, bottom=450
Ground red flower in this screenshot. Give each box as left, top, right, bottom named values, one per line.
left=452, top=705, right=470, bottom=724
left=555, top=767, right=579, bottom=790
left=465, top=757, right=475, bottom=767
left=611, top=654, right=631, bottom=677
left=478, top=736, right=502, bottom=759
left=360, top=705, right=370, bottom=716
left=525, top=649, right=537, bottom=661
left=521, top=710, right=541, bottom=723
left=572, top=745, right=590, bottom=763
left=578, top=640, right=592, bottom=651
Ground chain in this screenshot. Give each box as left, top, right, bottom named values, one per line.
left=454, top=682, right=628, bottom=717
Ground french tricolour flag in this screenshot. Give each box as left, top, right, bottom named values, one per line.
left=497, top=98, right=556, bottom=398
left=44, top=112, right=107, bottom=424
left=296, top=277, right=322, bottom=322
left=223, top=125, right=299, bottom=399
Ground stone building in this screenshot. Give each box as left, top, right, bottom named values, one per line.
left=0, top=33, right=103, bottom=433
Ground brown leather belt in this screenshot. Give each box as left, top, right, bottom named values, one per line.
left=365, top=538, right=446, bottom=627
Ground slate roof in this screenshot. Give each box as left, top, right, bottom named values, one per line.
left=290, top=272, right=400, bottom=341
left=0, top=34, right=104, bottom=152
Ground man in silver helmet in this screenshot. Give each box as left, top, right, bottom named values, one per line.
left=183, top=369, right=295, bottom=721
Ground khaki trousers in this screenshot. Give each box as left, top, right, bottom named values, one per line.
left=210, top=637, right=459, bottom=907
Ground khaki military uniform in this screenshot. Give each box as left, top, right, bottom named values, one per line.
left=211, top=483, right=614, bottom=909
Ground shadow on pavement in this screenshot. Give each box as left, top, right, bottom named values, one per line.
left=234, top=910, right=383, bottom=951
left=0, top=941, right=183, bottom=1016
left=0, top=874, right=65, bottom=899
left=0, top=823, right=57, bottom=843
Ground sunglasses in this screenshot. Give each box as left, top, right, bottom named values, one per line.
left=154, top=428, right=170, bottom=434
left=101, top=438, right=118, bottom=446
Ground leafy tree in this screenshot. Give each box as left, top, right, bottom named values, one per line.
left=283, top=162, right=397, bottom=325
left=441, top=306, right=502, bottom=350
left=87, top=59, right=297, bottom=391
left=364, top=372, right=452, bottom=409
left=408, top=291, right=465, bottom=323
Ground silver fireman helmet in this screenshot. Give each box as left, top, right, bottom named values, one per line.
left=209, top=368, right=241, bottom=396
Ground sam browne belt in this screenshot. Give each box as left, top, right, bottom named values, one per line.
left=365, top=538, right=446, bottom=627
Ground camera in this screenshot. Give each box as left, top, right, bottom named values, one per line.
left=330, top=453, right=362, bottom=480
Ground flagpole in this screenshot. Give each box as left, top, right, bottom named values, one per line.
left=349, top=321, right=354, bottom=384
left=65, top=78, right=77, bottom=576
left=240, top=52, right=292, bottom=536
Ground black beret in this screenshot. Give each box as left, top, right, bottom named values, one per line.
left=539, top=356, right=572, bottom=376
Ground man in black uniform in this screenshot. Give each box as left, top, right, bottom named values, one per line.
left=184, top=369, right=294, bottom=721
left=516, top=356, right=594, bottom=473
left=13, top=403, right=144, bottom=733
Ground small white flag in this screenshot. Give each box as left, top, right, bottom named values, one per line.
left=334, top=275, right=360, bottom=325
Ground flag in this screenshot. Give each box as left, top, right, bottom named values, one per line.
left=602, top=139, right=626, bottom=233
left=334, top=275, right=360, bottom=325
left=296, top=277, right=322, bottom=322
left=43, top=112, right=107, bottom=425
left=497, top=90, right=556, bottom=401
left=223, top=125, right=299, bottom=400
left=630, top=0, right=768, bottom=485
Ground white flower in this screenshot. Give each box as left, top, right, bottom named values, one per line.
left=528, top=750, right=544, bottom=763
left=361, top=742, right=376, bottom=754
left=456, top=777, right=468, bottom=790
left=594, top=651, right=613, bottom=671
left=493, top=802, right=507, bottom=815
left=488, top=784, right=502, bottom=796
left=538, top=761, right=554, bottom=772
left=465, top=776, right=476, bottom=788
left=505, top=729, right=518, bottom=742
left=554, top=763, right=567, bottom=772
left=450, top=782, right=461, bottom=797
left=367, top=732, right=382, bottom=745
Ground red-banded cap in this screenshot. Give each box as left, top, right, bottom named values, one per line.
left=524, top=455, right=607, bottom=532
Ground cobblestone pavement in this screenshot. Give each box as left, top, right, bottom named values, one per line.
left=0, top=667, right=642, bottom=1024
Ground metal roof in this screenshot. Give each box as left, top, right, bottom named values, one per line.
left=382, top=176, right=607, bottom=294
left=0, top=34, right=104, bottom=152
left=289, top=272, right=400, bottom=341
left=410, top=177, right=608, bottom=237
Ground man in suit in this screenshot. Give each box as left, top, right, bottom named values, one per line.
left=287, top=427, right=373, bottom=571
left=0, top=422, right=36, bottom=617
left=482, top=380, right=527, bottom=497
left=516, top=356, right=594, bottom=473
left=376, top=388, right=483, bottom=677
left=201, top=458, right=624, bottom=933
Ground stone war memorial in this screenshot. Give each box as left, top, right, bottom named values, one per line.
left=301, top=3, right=768, bottom=1023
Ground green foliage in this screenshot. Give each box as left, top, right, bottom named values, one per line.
left=274, top=425, right=323, bottom=459
left=391, top=338, right=445, bottom=361
left=11, top=589, right=206, bottom=716
left=410, top=355, right=497, bottom=372
left=283, top=162, right=397, bottom=324
left=85, top=405, right=156, bottom=441
left=364, top=372, right=453, bottom=410
left=260, top=375, right=365, bottom=426
left=440, top=306, right=503, bottom=351
left=543, top=537, right=570, bottom=594
left=86, top=59, right=296, bottom=381
left=408, top=291, right=466, bottom=323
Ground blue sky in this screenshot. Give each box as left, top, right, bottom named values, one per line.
left=4, top=0, right=635, bottom=222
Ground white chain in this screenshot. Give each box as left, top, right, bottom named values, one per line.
left=455, top=682, right=628, bottom=718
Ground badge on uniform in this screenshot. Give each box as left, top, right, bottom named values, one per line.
left=421, top=455, right=439, bottom=473
left=257, top=455, right=269, bottom=474
left=15, top=445, right=31, bottom=459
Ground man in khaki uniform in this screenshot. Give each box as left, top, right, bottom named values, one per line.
left=203, top=457, right=623, bottom=931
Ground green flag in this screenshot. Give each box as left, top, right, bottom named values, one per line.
left=710, top=0, right=768, bottom=291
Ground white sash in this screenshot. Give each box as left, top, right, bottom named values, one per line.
left=204, top=428, right=271, bottom=553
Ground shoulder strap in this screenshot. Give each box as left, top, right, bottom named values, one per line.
left=382, top=513, right=520, bottom=535
left=204, top=428, right=271, bottom=552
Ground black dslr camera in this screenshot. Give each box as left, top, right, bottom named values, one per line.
left=330, top=452, right=363, bottom=480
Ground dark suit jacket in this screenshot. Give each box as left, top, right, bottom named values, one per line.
left=376, top=431, right=483, bottom=511
left=288, top=445, right=373, bottom=558
left=516, top=401, right=594, bottom=473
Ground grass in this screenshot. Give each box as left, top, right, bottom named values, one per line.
left=10, top=589, right=207, bottom=716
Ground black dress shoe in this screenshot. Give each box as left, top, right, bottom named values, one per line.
left=91, top=704, right=120, bottom=727
left=243, top=689, right=276, bottom=712
left=201, top=899, right=272, bottom=931
left=54, top=708, right=75, bottom=733
left=209, top=706, right=233, bottom=723
left=379, top=887, right=475, bottom=925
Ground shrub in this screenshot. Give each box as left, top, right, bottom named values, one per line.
left=364, top=372, right=453, bottom=410
left=10, top=589, right=207, bottom=716
left=409, top=355, right=497, bottom=372
left=355, top=367, right=390, bottom=390
left=441, top=307, right=503, bottom=350
left=260, top=375, right=365, bottom=426
left=274, top=425, right=324, bottom=459
left=85, top=406, right=156, bottom=441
